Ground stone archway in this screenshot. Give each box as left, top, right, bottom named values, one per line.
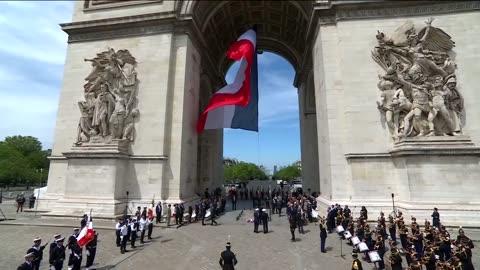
left=44, top=0, right=480, bottom=225
left=188, top=0, right=320, bottom=193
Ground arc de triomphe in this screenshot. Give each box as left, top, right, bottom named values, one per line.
left=41, top=0, right=480, bottom=225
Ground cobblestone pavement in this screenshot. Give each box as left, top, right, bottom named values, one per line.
left=1, top=200, right=479, bottom=270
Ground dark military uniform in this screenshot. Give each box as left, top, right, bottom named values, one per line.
left=50, top=243, right=66, bottom=270
left=17, top=262, right=33, bottom=270
left=26, top=244, right=46, bottom=270
left=85, top=233, right=97, bottom=269
left=219, top=249, right=237, bottom=270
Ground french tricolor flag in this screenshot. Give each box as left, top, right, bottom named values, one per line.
left=196, top=28, right=258, bottom=133
left=76, top=217, right=95, bottom=248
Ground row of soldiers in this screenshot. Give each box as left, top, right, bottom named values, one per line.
left=18, top=227, right=98, bottom=270
left=338, top=206, right=476, bottom=270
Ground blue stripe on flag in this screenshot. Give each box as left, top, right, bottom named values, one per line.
left=230, top=51, right=259, bottom=131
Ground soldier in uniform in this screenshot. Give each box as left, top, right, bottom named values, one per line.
left=49, top=234, right=62, bottom=268
left=253, top=208, right=260, bottom=233
left=85, top=231, right=98, bottom=270
left=351, top=252, right=363, bottom=270
left=115, top=219, right=122, bottom=247
left=130, top=217, right=138, bottom=248
left=261, top=209, right=269, bottom=233
left=431, top=207, right=440, bottom=228
left=219, top=242, right=238, bottom=270
left=27, top=237, right=47, bottom=270
left=17, top=252, right=35, bottom=270
left=49, top=237, right=66, bottom=270
left=67, top=228, right=80, bottom=269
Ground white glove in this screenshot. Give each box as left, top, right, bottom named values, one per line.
left=86, top=250, right=90, bottom=256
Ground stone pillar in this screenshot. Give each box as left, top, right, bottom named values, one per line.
left=313, top=23, right=347, bottom=204
left=162, top=33, right=201, bottom=203
left=298, top=71, right=320, bottom=193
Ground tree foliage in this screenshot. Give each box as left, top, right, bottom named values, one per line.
left=223, top=158, right=267, bottom=181
left=273, top=163, right=302, bottom=181
left=0, top=136, right=50, bottom=187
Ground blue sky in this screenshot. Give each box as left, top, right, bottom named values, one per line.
left=0, top=1, right=300, bottom=172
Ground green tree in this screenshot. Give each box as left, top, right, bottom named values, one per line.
left=223, top=160, right=267, bottom=181
left=4, top=135, right=43, bottom=156
left=0, top=143, right=29, bottom=187
left=0, top=136, right=50, bottom=188
left=273, top=164, right=301, bottom=181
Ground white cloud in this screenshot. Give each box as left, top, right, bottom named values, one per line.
left=0, top=1, right=73, bottom=149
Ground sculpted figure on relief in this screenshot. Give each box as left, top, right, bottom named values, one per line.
left=75, top=48, right=140, bottom=145
left=372, top=18, right=464, bottom=141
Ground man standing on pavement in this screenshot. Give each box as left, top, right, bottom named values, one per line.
left=16, top=194, right=26, bottom=213
left=155, top=202, right=162, bottom=224
left=219, top=242, right=238, bottom=270
left=431, top=207, right=440, bottom=228
left=261, top=209, right=269, bottom=233
left=319, top=218, right=327, bottom=253
left=167, top=204, right=172, bottom=227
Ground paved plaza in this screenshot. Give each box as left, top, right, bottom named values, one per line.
left=0, top=200, right=479, bottom=270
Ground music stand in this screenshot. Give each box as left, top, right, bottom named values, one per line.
left=335, top=227, right=346, bottom=260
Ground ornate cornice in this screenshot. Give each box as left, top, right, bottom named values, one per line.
left=334, top=1, right=480, bottom=21
left=61, top=12, right=177, bottom=43
left=309, top=1, right=480, bottom=31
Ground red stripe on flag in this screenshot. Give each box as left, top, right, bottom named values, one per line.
left=196, top=39, right=255, bottom=133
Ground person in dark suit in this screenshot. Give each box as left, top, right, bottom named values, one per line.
left=431, top=207, right=440, bottom=228
left=155, top=202, right=162, bottom=224
left=17, top=252, right=35, bottom=270
left=219, top=242, right=238, bottom=270
left=319, top=218, right=328, bottom=253
left=49, top=234, right=61, bottom=268
left=80, top=214, right=88, bottom=229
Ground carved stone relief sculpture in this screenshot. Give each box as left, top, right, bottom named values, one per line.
left=75, top=48, right=139, bottom=145
left=372, top=18, right=463, bottom=141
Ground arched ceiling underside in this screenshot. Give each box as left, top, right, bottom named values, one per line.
left=191, top=1, right=313, bottom=75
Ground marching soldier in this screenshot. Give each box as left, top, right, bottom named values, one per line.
left=85, top=231, right=98, bottom=270
left=49, top=237, right=66, bottom=270
left=17, top=252, right=35, bottom=270
left=130, top=217, right=139, bottom=248
left=67, top=228, right=80, bottom=269
left=49, top=234, right=62, bottom=268
left=351, top=252, right=363, bottom=270
left=219, top=242, right=238, bottom=270
left=26, top=237, right=48, bottom=270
